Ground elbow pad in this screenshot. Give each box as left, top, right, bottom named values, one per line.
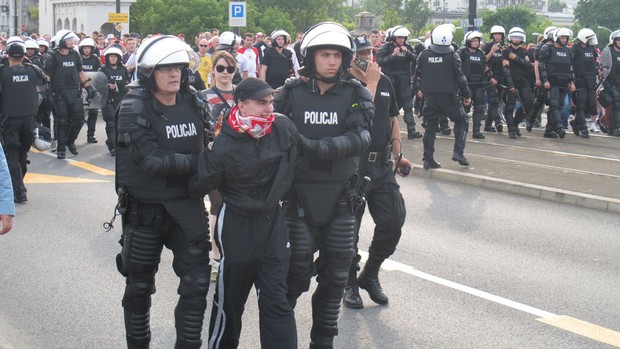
left=502, top=66, right=514, bottom=88
left=300, top=130, right=370, bottom=159
left=142, top=153, right=192, bottom=176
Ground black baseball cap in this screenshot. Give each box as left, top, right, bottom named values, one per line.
left=234, top=77, right=279, bottom=103
left=353, top=35, right=372, bottom=52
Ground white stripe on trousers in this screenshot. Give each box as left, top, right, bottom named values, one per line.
left=208, top=203, right=227, bottom=349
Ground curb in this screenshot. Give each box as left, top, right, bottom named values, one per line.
left=411, top=165, right=620, bottom=214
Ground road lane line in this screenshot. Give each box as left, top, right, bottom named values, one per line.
left=538, top=315, right=620, bottom=347
left=0, top=333, right=16, bottom=349
left=67, top=161, right=115, bottom=176
left=24, top=173, right=108, bottom=184
left=360, top=251, right=620, bottom=347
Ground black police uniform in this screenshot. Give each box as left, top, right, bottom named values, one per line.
left=115, top=86, right=211, bottom=349
left=343, top=72, right=406, bottom=306
left=538, top=43, right=573, bottom=138
left=502, top=44, right=534, bottom=137
left=0, top=62, right=46, bottom=203
left=529, top=40, right=553, bottom=130
left=376, top=41, right=421, bottom=138
left=458, top=45, right=496, bottom=138
left=482, top=41, right=505, bottom=131
left=189, top=110, right=298, bottom=349
left=274, top=77, right=373, bottom=347
left=44, top=48, right=86, bottom=157
left=416, top=46, right=471, bottom=167
left=81, top=53, right=101, bottom=143
left=570, top=43, right=599, bottom=137
left=600, top=45, right=620, bottom=136
left=261, top=47, right=293, bottom=89
left=99, top=63, right=130, bottom=154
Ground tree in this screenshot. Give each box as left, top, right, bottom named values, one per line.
left=403, top=0, right=432, bottom=35
left=575, top=0, right=620, bottom=30
left=548, top=0, right=566, bottom=13
left=481, top=6, right=541, bottom=35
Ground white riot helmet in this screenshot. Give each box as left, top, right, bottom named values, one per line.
left=423, top=38, right=431, bottom=49
left=104, top=46, right=123, bottom=61
left=391, top=26, right=411, bottom=40
left=54, top=29, right=79, bottom=48
left=32, top=124, right=54, bottom=151
left=37, top=39, right=50, bottom=48
left=490, top=25, right=506, bottom=36
left=79, top=38, right=95, bottom=48
left=430, top=26, right=454, bottom=54
left=507, top=27, right=526, bottom=44
left=270, top=29, right=290, bottom=48
left=464, top=31, right=484, bottom=48
left=24, top=39, right=39, bottom=50
left=436, top=23, right=457, bottom=34
left=385, top=27, right=394, bottom=41
left=135, top=35, right=197, bottom=82
left=544, top=26, right=558, bottom=41
left=299, top=21, right=355, bottom=80
left=576, top=28, right=598, bottom=46
left=6, top=36, right=26, bottom=58
left=217, top=31, right=237, bottom=51
left=553, top=28, right=572, bottom=45
left=610, top=30, right=620, bottom=45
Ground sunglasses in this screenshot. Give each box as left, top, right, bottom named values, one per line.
left=215, top=65, right=235, bottom=74
left=199, top=44, right=208, bottom=47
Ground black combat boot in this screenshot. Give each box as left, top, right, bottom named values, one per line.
left=451, top=152, right=470, bottom=166
left=67, top=143, right=79, bottom=155
left=357, top=256, right=388, bottom=305
left=343, top=266, right=363, bottom=309
left=407, top=125, right=423, bottom=139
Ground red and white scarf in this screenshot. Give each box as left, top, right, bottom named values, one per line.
left=227, top=105, right=275, bottom=139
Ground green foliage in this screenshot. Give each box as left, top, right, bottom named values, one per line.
left=359, top=0, right=431, bottom=36
left=575, top=0, right=620, bottom=29
left=27, top=5, right=39, bottom=22
left=548, top=0, right=566, bottom=13
left=480, top=6, right=540, bottom=35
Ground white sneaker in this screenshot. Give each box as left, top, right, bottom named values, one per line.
left=590, top=124, right=600, bottom=133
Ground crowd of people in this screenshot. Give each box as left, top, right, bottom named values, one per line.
left=1, top=18, right=620, bottom=349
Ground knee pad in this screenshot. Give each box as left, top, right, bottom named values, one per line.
left=102, top=104, right=116, bottom=122
left=285, top=216, right=315, bottom=294
left=317, top=215, right=355, bottom=288
left=123, top=276, right=156, bottom=312
left=179, top=267, right=211, bottom=299
left=71, top=98, right=85, bottom=120
left=119, top=225, right=162, bottom=275
left=55, top=98, right=69, bottom=119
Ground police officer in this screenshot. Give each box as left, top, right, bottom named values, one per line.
left=79, top=38, right=101, bottom=144
left=483, top=25, right=507, bottom=133
left=538, top=28, right=576, bottom=139
left=100, top=47, right=130, bottom=155
left=342, top=36, right=410, bottom=309
left=260, top=29, right=294, bottom=89
left=273, top=22, right=373, bottom=349
left=376, top=25, right=422, bottom=139
left=570, top=29, right=599, bottom=138
left=458, top=31, right=498, bottom=139
left=528, top=26, right=557, bottom=132
left=114, top=35, right=211, bottom=349
left=502, top=27, right=534, bottom=139
left=0, top=37, right=47, bottom=203
left=44, top=30, right=97, bottom=159
left=599, top=29, right=620, bottom=137
left=189, top=77, right=298, bottom=349
left=416, top=25, right=471, bottom=169
left=24, top=39, right=44, bottom=68
left=36, top=38, right=52, bottom=130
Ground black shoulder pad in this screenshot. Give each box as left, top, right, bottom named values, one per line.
left=345, top=78, right=362, bottom=88
left=284, top=77, right=304, bottom=89
left=118, top=92, right=146, bottom=116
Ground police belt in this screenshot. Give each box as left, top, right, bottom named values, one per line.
left=365, top=151, right=382, bottom=163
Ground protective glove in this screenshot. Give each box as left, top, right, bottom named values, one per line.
left=85, top=85, right=97, bottom=100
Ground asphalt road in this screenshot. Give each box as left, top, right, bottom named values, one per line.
left=1, top=124, right=619, bottom=349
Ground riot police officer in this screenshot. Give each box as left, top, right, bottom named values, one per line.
left=538, top=28, right=576, bottom=139
left=376, top=25, right=422, bottom=139
left=44, top=30, right=97, bottom=159
left=528, top=26, right=557, bottom=132
left=0, top=37, right=47, bottom=203
left=502, top=27, right=534, bottom=139
left=114, top=35, right=211, bottom=349
left=416, top=25, right=471, bottom=169
left=599, top=29, right=620, bottom=137
left=343, top=35, right=410, bottom=309
left=458, top=31, right=498, bottom=139
left=570, top=29, right=599, bottom=138
left=79, top=38, right=101, bottom=144
left=100, top=47, right=130, bottom=155
left=483, top=25, right=507, bottom=133
left=273, top=22, right=374, bottom=349
left=24, top=39, right=44, bottom=68
left=261, top=29, right=294, bottom=89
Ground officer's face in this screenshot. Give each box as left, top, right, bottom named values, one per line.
left=153, top=65, right=183, bottom=94
left=559, top=36, right=568, bottom=45
left=108, top=54, right=119, bottom=65
left=238, top=95, right=274, bottom=118
left=82, top=46, right=92, bottom=56
left=614, top=38, right=620, bottom=49
left=492, top=33, right=503, bottom=42
left=395, top=37, right=406, bottom=46
left=27, top=48, right=36, bottom=57
left=275, top=36, right=285, bottom=47
left=356, top=49, right=372, bottom=62
left=470, top=38, right=480, bottom=49
left=313, top=49, right=342, bottom=80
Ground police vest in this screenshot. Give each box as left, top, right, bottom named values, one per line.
left=28, top=55, right=44, bottom=69
left=100, top=65, right=129, bottom=96
left=287, top=81, right=361, bottom=183
left=47, top=49, right=82, bottom=90
left=572, top=45, right=597, bottom=78
left=116, top=89, right=206, bottom=201
left=81, top=55, right=100, bottom=72
left=609, top=47, right=620, bottom=82
left=419, top=50, right=456, bottom=94
left=0, top=64, right=41, bottom=117
left=381, top=42, right=414, bottom=75
left=504, top=46, right=530, bottom=81
left=460, top=48, right=486, bottom=83
left=546, top=45, right=572, bottom=85
left=483, top=43, right=503, bottom=75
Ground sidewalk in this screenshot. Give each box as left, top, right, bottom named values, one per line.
left=400, top=121, right=620, bottom=214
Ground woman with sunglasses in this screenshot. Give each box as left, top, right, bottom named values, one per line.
left=199, top=50, right=238, bottom=281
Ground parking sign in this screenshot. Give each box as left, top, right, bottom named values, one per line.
left=229, top=2, right=246, bottom=27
